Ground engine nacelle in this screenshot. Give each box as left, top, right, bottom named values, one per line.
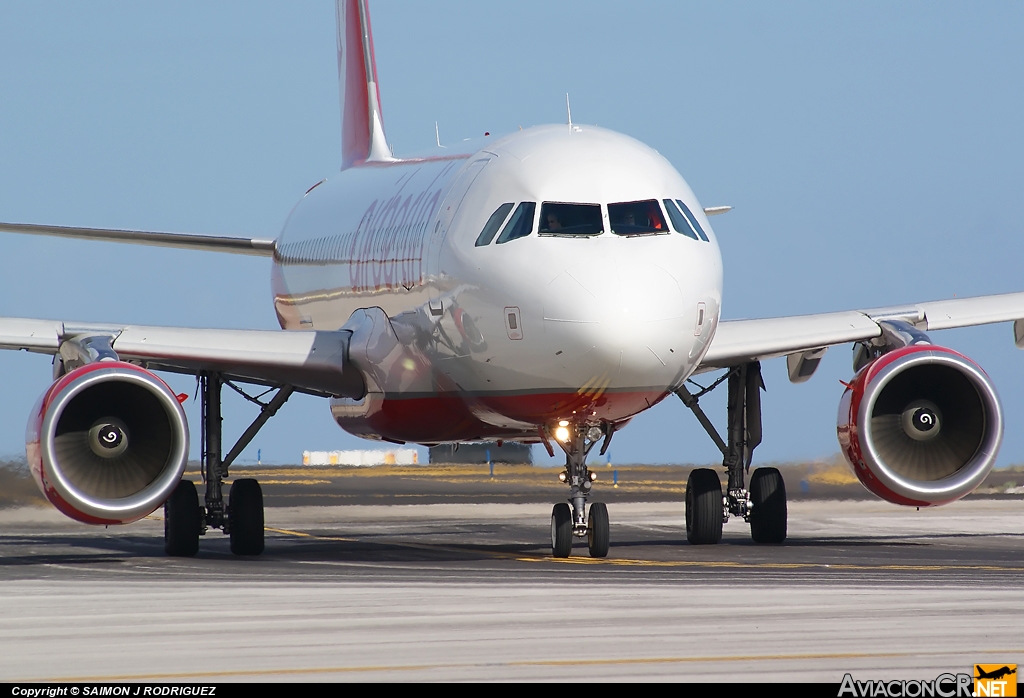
left=26, top=362, right=189, bottom=524
left=837, top=345, right=1002, bottom=507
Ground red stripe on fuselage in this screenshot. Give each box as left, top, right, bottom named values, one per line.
left=334, top=388, right=669, bottom=443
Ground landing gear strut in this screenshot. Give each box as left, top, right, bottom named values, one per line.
left=163, top=372, right=292, bottom=557
left=676, top=361, right=787, bottom=544
left=548, top=424, right=609, bottom=558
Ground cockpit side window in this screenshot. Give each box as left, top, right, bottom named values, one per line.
left=608, top=200, right=669, bottom=236
left=663, top=199, right=699, bottom=241
left=475, top=203, right=514, bottom=247
left=496, top=202, right=537, bottom=244
left=538, top=202, right=604, bottom=236
left=675, top=199, right=710, bottom=242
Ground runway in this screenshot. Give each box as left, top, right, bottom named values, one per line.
left=0, top=465, right=1021, bottom=682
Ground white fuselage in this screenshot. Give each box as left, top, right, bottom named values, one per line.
left=272, top=124, right=723, bottom=444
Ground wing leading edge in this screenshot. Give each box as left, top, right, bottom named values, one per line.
left=0, top=317, right=363, bottom=398
left=0, top=222, right=276, bottom=257
left=700, top=291, right=1024, bottom=372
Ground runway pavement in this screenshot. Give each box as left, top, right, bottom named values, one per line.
left=0, top=465, right=1021, bottom=682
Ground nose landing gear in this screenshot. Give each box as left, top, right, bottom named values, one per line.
left=587, top=501, right=610, bottom=558
left=550, top=502, right=572, bottom=558
left=549, top=423, right=610, bottom=558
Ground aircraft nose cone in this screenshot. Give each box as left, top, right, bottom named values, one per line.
left=544, top=261, right=685, bottom=323
left=543, top=260, right=689, bottom=385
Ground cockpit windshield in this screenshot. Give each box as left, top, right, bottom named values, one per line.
left=475, top=203, right=514, bottom=246
left=538, top=202, right=604, bottom=236
left=663, top=199, right=699, bottom=241
left=675, top=199, right=709, bottom=242
left=495, top=202, right=537, bottom=244
left=608, top=200, right=668, bottom=236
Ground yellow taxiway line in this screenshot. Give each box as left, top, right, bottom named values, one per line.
left=264, top=526, right=1024, bottom=572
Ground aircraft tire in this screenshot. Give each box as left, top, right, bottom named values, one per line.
left=229, top=478, right=265, bottom=556
left=164, top=479, right=200, bottom=557
left=686, top=468, right=723, bottom=545
left=551, top=502, right=572, bottom=558
left=587, top=502, right=609, bottom=558
left=749, top=467, right=787, bottom=544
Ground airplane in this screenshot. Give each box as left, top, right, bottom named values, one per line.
left=975, top=667, right=1016, bottom=681
left=0, top=0, right=1021, bottom=559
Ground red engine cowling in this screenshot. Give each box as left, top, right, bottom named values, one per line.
left=25, top=362, right=190, bottom=524
left=837, top=345, right=1002, bottom=507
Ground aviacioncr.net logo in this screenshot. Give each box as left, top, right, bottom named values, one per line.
left=838, top=673, right=973, bottom=698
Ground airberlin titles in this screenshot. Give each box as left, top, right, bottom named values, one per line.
left=276, top=160, right=460, bottom=295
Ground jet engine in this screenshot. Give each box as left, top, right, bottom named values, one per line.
left=25, top=362, right=189, bottom=524
left=837, top=345, right=1002, bottom=507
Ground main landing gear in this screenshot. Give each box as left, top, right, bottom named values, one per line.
left=548, top=424, right=610, bottom=558
left=164, top=372, right=293, bottom=557
left=676, top=361, right=787, bottom=545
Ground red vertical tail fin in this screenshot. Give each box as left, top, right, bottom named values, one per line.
left=336, top=0, right=392, bottom=169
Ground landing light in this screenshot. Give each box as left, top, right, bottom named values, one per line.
left=589, top=472, right=597, bottom=482
left=554, top=426, right=570, bottom=442
left=558, top=420, right=569, bottom=427
left=558, top=472, right=567, bottom=483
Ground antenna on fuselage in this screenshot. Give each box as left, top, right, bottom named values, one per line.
left=566, top=93, right=572, bottom=131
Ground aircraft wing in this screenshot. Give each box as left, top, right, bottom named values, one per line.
left=0, top=221, right=276, bottom=256
left=700, top=291, right=1024, bottom=371
left=0, top=317, right=364, bottom=398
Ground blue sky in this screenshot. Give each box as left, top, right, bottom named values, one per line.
left=1, top=1, right=1023, bottom=467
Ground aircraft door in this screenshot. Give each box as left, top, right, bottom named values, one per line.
left=426, top=158, right=489, bottom=316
